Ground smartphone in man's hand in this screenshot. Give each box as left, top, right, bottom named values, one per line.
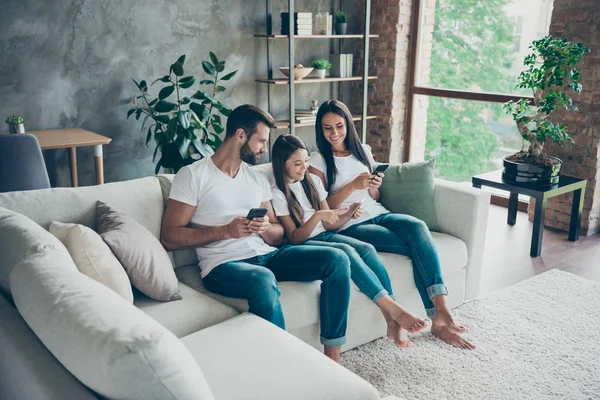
left=246, top=208, right=268, bottom=220
left=372, top=164, right=390, bottom=175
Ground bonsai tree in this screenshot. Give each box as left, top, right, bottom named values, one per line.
left=503, top=36, right=590, bottom=165
left=128, top=53, right=237, bottom=173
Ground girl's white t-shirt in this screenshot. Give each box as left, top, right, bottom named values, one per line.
left=309, top=144, right=388, bottom=230
left=271, top=173, right=328, bottom=239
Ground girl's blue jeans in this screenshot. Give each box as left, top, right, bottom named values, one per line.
left=340, top=213, right=447, bottom=318
left=305, top=231, right=394, bottom=304
left=203, top=244, right=351, bottom=346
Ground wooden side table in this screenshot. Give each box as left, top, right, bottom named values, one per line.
left=27, top=129, right=111, bottom=187
left=472, top=170, right=587, bottom=257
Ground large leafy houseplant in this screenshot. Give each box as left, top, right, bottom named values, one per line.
left=128, top=53, right=237, bottom=173
left=503, top=36, right=589, bottom=166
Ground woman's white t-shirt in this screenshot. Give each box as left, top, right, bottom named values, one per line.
left=271, top=173, right=328, bottom=239
left=309, top=144, right=388, bottom=230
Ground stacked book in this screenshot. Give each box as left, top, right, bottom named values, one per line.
left=281, top=12, right=313, bottom=36
left=330, top=53, right=354, bottom=78
left=294, top=109, right=318, bottom=124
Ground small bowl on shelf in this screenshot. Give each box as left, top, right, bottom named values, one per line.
left=279, top=66, right=314, bottom=80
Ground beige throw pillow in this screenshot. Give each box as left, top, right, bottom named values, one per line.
left=96, top=201, right=181, bottom=302
left=49, top=221, right=134, bottom=303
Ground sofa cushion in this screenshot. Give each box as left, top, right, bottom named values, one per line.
left=10, top=245, right=215, bottom=400
left=181, top=313, right=379, bottom=400
left=97, top=201, right=181, bottom=302
left=49, top=221, right=133, bottom=303
left=136, top=282, right=239, bottom=338
left=379, top=159, right=439, bottom=231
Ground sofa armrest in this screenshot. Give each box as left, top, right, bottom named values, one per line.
left=434, top=179, right=490, bottom=300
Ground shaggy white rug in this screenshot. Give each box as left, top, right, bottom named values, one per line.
left=341, top=270, right=600, bottom=400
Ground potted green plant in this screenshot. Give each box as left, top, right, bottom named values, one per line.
left=312, top=59, right=332, bottom=79
left=5, top=115, right=25, bottom=134
left=128, top=53, right=237, bottom=174
left=503, top=35, right=590, bottom=185
left=335, top=11, right=347, bottom=35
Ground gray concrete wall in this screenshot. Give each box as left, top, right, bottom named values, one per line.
left=0, top=0, right=358, bottom=186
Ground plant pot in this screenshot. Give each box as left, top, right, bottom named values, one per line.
left=335, top=23, right=347, bottom=35
left=315, top=69, right=327, bottom=79
left=8, top=123, right=25, bottom=134
left=502, top=155, right=562, bottom=186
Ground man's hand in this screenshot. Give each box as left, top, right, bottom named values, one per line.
left=248, top=216, right=271, bottom=235
left=226, top=217, right=252, bottom=239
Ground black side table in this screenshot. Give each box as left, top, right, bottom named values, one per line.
left=472, top=170, right=587, bottom=257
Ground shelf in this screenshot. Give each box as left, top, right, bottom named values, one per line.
left=256, top=76, right=377, bottom=85
left=254, top=34, right=379, bottom=39
left=274, top=115, right=377, bottom=129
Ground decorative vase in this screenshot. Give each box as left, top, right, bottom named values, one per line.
left=335, top=23, right=347, bottom=35
left=8, top=123, right=25, bottom=134
left=316, top=69, right=327, bottom=79
left=502, top=155, right=562, bottom=186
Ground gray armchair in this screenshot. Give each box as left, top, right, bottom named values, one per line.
left=0, top=134, right=50, bottom=192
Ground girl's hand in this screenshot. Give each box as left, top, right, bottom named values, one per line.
left=347, top=202, right=363, bottom=219
left=317, top=210, right=340, bottom=225
left=352, top=172, right=373, bottom=190
left=370, top=173, right=383, bottom=189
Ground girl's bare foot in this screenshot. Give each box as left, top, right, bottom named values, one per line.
left=430, top=308, right=467, bottom=334
left=379, top=296, right=427, bottom=333
left=386, top=320, right=413, bottom=348
left=431, top=324, right=475, bottom=350
left=324, top=344, right=341, bottom=362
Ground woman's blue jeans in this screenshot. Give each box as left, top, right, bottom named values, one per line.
left=340, top=213, right=447, bottom=317
left=305, top=232, right=394, bottom=304
left=202, top=244, right=351, bottom=346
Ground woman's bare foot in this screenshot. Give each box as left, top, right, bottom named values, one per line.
left=379, top=296, right=427, bottom=333
left=324, top=345, right=341, bottom=362
left=430, top=308, right=467, bottom=334
left=431, top=324, right=475, bottom=350
left=386, top=320, right=413, bottom=348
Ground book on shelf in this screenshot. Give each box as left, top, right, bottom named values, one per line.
left=281, top=12, right=313, bottom=35
left=295, top=115, right=317, bottom=121
left=295, top=109, right=318, bottom=116
left=330, top=53, right=353, bottom=78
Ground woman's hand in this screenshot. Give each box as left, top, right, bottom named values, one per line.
left=352, top=172, right=374, bottom=190
left=370, top=173, right=383, bottom=189
left=317, top=210, right=340, bottom=225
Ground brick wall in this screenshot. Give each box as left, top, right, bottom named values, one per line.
left=528, top=0, right=600, bottom=235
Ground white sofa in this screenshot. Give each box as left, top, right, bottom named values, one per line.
left=0, top=164, right=490, bottom=400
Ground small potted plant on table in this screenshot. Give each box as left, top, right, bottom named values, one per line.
left=312, top=59, right=332, bottom=79
left=5, top=115, right=25, bottom=134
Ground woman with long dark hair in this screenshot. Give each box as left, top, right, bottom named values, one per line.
left=308, top=99, right=474, bottom=349
left=271, top=134, right=427, bottom=346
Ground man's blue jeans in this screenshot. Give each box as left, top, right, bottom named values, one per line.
left=305, top=232, right=393, bottom=304
left=203, top=245, right=351, bottom=346
left=340, top=213, right=447, bottom=317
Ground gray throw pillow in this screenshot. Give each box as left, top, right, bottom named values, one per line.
left=378, top=159, right=439, bottom=231
left=96, top=201, right=181, bottom=301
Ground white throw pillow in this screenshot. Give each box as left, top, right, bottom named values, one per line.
left=49, top=221, right=133, bottom=303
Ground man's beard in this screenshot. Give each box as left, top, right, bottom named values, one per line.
left=240, top=142, right=260, bottom=165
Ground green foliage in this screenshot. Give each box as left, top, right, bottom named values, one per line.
left=503, top=36, right=589, bottom=157
left=5, top=115, right=24, bottom=124
left=335, top=11, right=347, bottom=24
left=128, top=53, right=237, bottom=174
left=312, top=59, right=332, bottom=70
left=425, top=0, right=515, bottom=181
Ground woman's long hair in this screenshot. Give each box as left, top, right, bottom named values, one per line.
left=272, top=135, right=322, bottom=228
left=315, top=100, right=372, bottom=192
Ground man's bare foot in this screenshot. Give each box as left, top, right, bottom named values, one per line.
left=386, top=320, right=413, bottom=347
left=430, top=308, right=467, bottom=334
left=431, top=324, right=475, bottom=350
left=324, top=344, right=341, bottom=362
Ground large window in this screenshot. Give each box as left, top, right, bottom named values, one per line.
left=407, top=0, right=554, bottom=184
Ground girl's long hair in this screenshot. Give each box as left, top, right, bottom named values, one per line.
left=315, top=99, right=372, bottom=192
left=272, top=135, right=322, bottom=228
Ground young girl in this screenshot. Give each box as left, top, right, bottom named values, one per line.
left=271, top=134, right=427, bottom=347
left=308, top=99, right=475, bottom=350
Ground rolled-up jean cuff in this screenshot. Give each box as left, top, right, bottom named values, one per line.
left=372, top=289, right=388, bottom=304
left=426, top=308, right=436, bottom=318
left=427, top=284, right=448, bottom=299
left=320, top=335, right=347, bottom=346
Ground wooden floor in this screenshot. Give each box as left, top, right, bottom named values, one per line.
left=479, top=204, right=600, bottom=295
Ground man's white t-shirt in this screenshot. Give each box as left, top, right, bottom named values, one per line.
left=271, top=173, right=328, bottom=239
left=169, top=157, right=277, bottom=278
left=310, top=144, right=388, bottom=231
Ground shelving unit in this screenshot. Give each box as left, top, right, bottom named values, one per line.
left=257, top=0, right=374, bottom=141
